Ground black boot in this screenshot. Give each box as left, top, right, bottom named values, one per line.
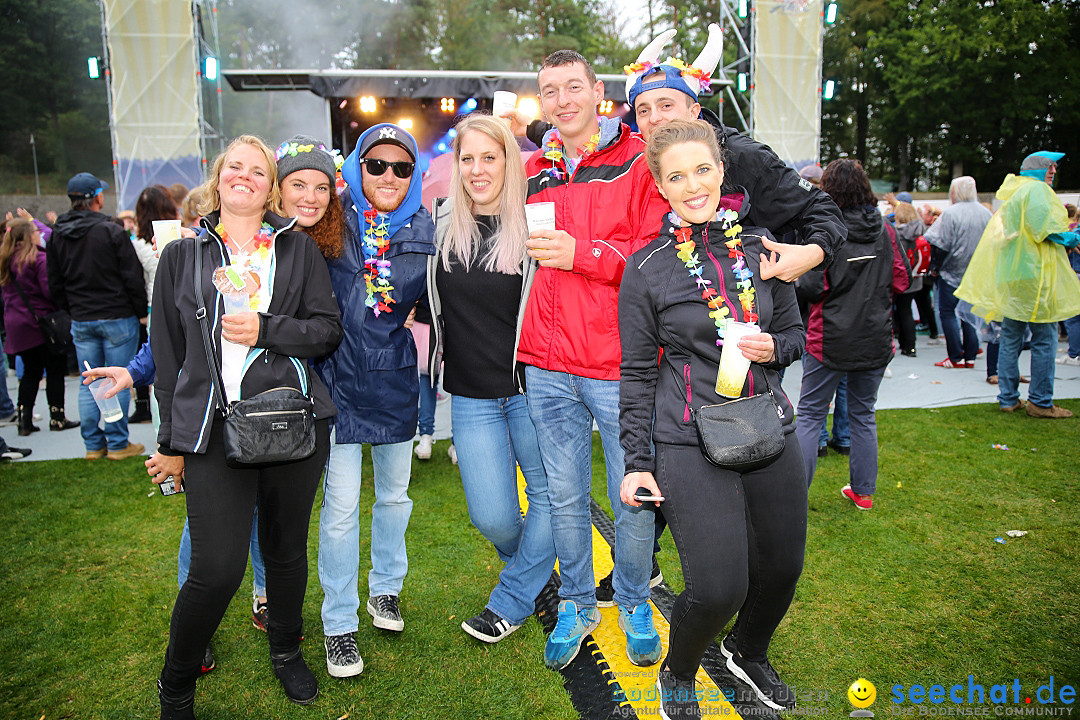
left=157, top=677, right=196, bottom=720
left=16, top=405, right=39, bottom=436
left=49, top=406, right=79, bottom=431
left=271, top=648, right=319, bottom=705
left=130, top=391, right=153, bottom=423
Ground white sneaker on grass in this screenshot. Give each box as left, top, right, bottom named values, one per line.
left=414, top=434, right=433, bottom=460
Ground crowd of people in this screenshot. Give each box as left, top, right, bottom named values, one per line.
left=2, top=24, right=1078, bottom=720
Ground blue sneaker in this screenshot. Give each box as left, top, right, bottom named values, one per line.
left=618, top=602, right=662, bottom=666
left=544, top=600, right=600, bottom=670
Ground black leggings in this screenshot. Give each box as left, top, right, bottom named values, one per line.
left=655, top=439, right=807, bottom=679
left=159, top=418, right=330, bottom=692
left=17, top=343, right=67, bottom=409
left=894, top=292, right=917, bottom=353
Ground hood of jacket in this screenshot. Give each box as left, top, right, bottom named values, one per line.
left=54, top=210, right=110, bottom=241
left=341, top=123, right=424, bottom=240
left=841, top=205, right=885, bottom=245
left=540, top=115, right=623, bottom=157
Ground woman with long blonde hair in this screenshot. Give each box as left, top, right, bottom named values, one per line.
left=426, top=114, right=554, bottom=643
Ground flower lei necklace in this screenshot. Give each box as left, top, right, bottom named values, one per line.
left=362, top=208, right=395, bottom=315
left=543, top=128, right=601, bottom=180
left=216, top=221, right=273, bottom=258
left=671, top=208, right=757, bottom=346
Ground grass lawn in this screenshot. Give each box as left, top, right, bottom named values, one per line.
left=1, top=401, right=1077, bottom=718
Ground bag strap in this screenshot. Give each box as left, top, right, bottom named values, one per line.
left=194, top=233, right=230, bottom=412
left=9, top=275, right=43, bottom=325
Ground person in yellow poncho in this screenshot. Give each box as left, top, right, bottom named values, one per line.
left=957, top=151, right=1080, bottom=418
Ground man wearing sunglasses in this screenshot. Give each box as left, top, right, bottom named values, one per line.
left=315, top=122, right=435, bottom=679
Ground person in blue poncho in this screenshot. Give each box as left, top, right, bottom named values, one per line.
left=314, top=123, right=435, bottom=678
left=957, top=151, right=1080, bottom=419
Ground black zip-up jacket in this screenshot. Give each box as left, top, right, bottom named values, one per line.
left=47, top=209, right=147, bottom=320
left=151, top=212, right=343, bottom=455
left=526, top=110, right=846, bottom=268
left=618, top=192, right=805, bottom=475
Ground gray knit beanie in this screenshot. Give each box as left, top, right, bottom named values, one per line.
left=275, top=135, right=337, bottom=186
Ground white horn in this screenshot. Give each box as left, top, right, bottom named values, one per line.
left=626, top=28, right=677, bottom=100
left=691, top=23, right=724, bottom=77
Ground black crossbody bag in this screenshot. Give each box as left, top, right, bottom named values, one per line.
left=194, top=235, right=316, bottom=469
left=10, top=276, right=72, bottom=352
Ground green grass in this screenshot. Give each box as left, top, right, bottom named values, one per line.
left=1, top=401, right=1078, bottom=718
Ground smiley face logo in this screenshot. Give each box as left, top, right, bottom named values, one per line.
left=848, top=678, right=877, bottom=708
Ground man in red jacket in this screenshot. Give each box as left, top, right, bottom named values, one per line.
left=517, top=49, right=670, bottom=672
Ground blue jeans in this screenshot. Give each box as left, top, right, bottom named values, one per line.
left=998, top=318, right=1057, bottom=408
left=524, top=366, right=653, bottom=610
left=937, top=279, right=978, bottom=363
left=0, top=352, right=15, bottom=418
left=178, top=510, right=266, bottom=597
left=452, top=394, right=555, bottom=625
left=817, top=374, right=849, bottom=448
left=72, top=316, right=140, bottom=451
left=319, top=436, right=413, bottom=636
left=1064, top=314, right=1080, bottom=359
left=796, top=354, right=886, bottom=496
left=418, top=373, right=437, bottom=436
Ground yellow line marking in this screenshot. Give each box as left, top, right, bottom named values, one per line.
left=516, top=470, right=741, bottom=718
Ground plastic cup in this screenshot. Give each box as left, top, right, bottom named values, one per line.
left=493, top=91, right=518, bottom=120
left=88, top=377, right=125, bottom=423
left=152, top=219, right=182, bottom=251
left=715, top=320, right=760, bottom=398
left=525, top=202, right=556, bottom=232
left=221, top=291, right=251, bottom=315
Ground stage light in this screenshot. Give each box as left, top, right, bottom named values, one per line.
left=203, top=56, right=218, bottom=81
left=398, top=117, right=414, bottom=130
left=440, top=97, right=456, bottom=113
left=738, top=0, right=748, bottom=18
left=823, top=80, right=835, bottom=100
left=825, top=2, right=838, bottom=24
left=462, top=97, right=478, bottom=112
left=517, top=97, right=539, bottom=119
left=87, top=57, right=101, bottom=79
left=359, top=96, right=377, bottom=113
left=598, top=99, right=614, bottom=114
left=737, top=73, right=748, bottom=92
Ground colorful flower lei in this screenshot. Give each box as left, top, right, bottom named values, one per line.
left=669, top=208, right=756, bottom=346
left=361, top=208, right=395, bottom=315
left=543, top=129, right=601, bottom=180
left=624, top=56, right=712, bottom=95
left=216, top=222, right=273, bottom=310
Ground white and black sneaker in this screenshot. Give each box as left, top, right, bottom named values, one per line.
left=656, top=669, right=701, bottom=719
left=718, top=632, right=737, bottom=661
left=726, top=652, right=796, bottom=710
left=324, top=632, right=364, bottom=678
left=367, top=594, right=404, bottom=632
left=461, top=608, right=522, bottom=643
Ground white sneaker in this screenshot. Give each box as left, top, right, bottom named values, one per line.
left=1055, top=354, right=1080, bottom=366
left=927, top=337, right=944, bottom=346
left=447, top=443, right=457, bottom=464
left=414, top=434, right=433, bottom=460
left=883, top=366, right=892, bottom=378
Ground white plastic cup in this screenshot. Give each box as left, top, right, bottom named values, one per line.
left=88, top=377, right=125, bottom=423
left=152, top=219, right=182, bottom=251
left=715, top=320, right=760, bottom=398
left=493, top=91, right=519, bottom=121
left=525, top=202, right=556, bottom=232
left=221, top=291, right=250, bottom=315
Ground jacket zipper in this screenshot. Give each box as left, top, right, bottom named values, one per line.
left=683, top=363, right=692, bottom=422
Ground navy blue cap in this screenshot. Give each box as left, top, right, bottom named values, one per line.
left=67, top=172, right=108, bottom=199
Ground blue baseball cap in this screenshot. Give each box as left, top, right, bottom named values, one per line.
left=67, top=172, right=108, bottom=199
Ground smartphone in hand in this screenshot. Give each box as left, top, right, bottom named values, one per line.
left=159, top=477, right=184, bottom=496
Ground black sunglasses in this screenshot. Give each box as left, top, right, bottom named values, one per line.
left=360, top=158, right=415, bottom=179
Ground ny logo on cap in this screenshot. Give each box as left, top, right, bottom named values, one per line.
left=380, top=128, right=397, bottom=140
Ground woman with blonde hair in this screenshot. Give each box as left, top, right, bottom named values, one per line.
left=426, top=114, right=554, bottom=643
left=892, top=201, right=926, bottom=356
left=151, top=134, right=342, bottom=717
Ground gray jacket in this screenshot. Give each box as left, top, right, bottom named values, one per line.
left=924, top=201, right=993, bottom=287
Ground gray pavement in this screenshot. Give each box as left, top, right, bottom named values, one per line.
left=3, top=332, right=1078, bottom=462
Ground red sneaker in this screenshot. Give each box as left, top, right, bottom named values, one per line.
left=841, top=485, right=873, bottom=510
left=934, top=358, right=962, bottom=368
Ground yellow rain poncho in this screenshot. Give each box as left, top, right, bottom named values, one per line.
left=956, top=174, right=1080, bottom=323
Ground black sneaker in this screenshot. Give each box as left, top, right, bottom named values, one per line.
left=324, top=632, right=364, bottom=678
left=827, top=439, right=850, bottom=456
left=461, top=608, right=522, bottom=643
left=656, top=669, right=701, bottom=719
left=726, top=653, right=796, bottom=710
left=367, top=594, right=404, bottom=632
left=718, top=632, right=737, bottom=661
left=252, top=597, right=268, bottom=632
left=200, top=644, right=215, bottom=674
left=596, top=560, right=664, bottom=607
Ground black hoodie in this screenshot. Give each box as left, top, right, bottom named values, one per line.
left=47, top=210, right=147, bottom=321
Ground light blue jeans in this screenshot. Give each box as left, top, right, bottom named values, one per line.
left=318, top=435, right=413, bottom=636
left=998, top=318, right=1057, bottom=408
left=72, top=316, right=140, bottom=451
left=452, top=394, right=555, bottom=626
left=178, top=511, right=265, bottom=597
left=524, top=366, right=653, bottom=610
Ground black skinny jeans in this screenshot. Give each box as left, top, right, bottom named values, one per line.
left=17, top=343, right=67, bottom=409
left=654, top=439, right=807, bottom=680
left=160, top=418, right=329, bottom=693
left=894, top=292, right=918, bottom=353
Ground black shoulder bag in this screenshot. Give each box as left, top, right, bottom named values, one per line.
left=194, top=234, right=316, bottom=469
left=691, top=368, right=786, bottom=473
left=10, top=276, right=72, bottom=352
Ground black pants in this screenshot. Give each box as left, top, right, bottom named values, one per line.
left=913, top=283, right=938, bottom=338
left=17, top=343, right=67, bottom=409
left=894, top=292, right=917, bottom=353
left=654, top=439, right=807, bottom=679
left=159, top=418, right=330, bottom=693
